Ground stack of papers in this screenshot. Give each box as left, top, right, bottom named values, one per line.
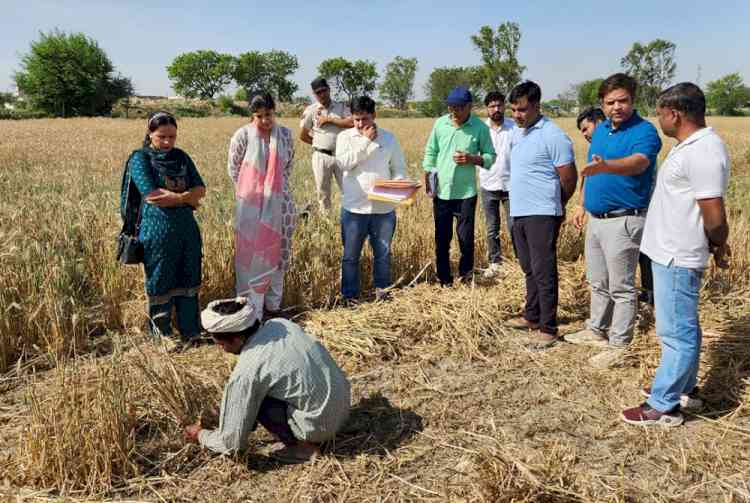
left=367, top=179, right=422, bottom=206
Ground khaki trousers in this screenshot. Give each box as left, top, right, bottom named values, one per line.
left=312, top=151, right=342, bottom=211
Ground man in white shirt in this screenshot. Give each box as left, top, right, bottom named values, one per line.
left=335, top=96, right=407, bottom=302
left=300, top=77, right=354, bottom=212
left=479, top=91, right=515, bottom=278
left=622, top=83, right=730, bottom=427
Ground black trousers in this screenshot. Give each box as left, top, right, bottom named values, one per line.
left=512, top=215, right=562, bottom=335
left=433, top=196, right=477, bottom=285
left=638, top=252, right=653, bottom=292
left=254, top=396, right=297, bottom=446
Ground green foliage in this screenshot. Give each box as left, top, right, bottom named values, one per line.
left=234, top=88, right=248, bottom=102
left=317, top=57, right=379, bottom=102
left=233, top=50, right=299, bottom=101
left=706, top=73, right=750, bottom=116
left=379, top=56, right=418, bottom=110
left=166, top=50, right=235, bottom=99
left=470, top=22, right=525, bottom=95
left=419, top=66, right=482, bottom=117
left=0, top=108, right=48, bottom=120
left=13, top=29, right=133, bottom=117
left=576, top=78, right=603, bottom=108
left=620, top=39, right=677, bottom=111
left=216, top=95, right=234, bottom=114
left=0, top=92, right=16, bottom=107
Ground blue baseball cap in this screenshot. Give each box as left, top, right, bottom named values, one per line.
left=446, top=86, right=473, bottom=106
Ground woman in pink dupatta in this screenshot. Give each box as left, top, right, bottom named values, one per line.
left=228, top=93, right=296, bottom=315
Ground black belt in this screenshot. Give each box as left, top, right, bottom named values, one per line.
left=313, top=147, right=334, bottom=156
left=590, top=208, right=647, bottom=219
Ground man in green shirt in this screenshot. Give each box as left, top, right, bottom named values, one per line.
left=423, top=86, right=496, bottom=285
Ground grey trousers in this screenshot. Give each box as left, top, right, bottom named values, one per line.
left=479, top=188, right=512, bottom=264
left=585, top=215, right=645, bottom=346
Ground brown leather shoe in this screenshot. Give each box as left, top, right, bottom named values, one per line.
left=506, top=317, right=540, bottom=330
left=523, top=330, right=558, bottom=349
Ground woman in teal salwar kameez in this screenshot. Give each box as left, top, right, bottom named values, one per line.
left=127, top=111, right=206, bottom=343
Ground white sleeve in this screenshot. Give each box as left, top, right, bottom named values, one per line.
left=688, top=140, right=729, bottom=200
left=335, top=133, right=378, bottom=173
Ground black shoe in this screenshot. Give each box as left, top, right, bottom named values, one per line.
left=638, top=290, right=654, bottom=306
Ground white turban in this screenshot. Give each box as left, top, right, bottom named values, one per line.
left=201, top=297, right=260, bottom=334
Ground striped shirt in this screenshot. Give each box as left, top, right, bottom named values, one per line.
left=198, top=319, right=351, bottom=454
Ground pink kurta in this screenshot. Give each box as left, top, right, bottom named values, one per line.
left=228, top=124, right=296, bottom=309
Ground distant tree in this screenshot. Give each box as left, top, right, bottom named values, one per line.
left=216, top=94, right=234, bottom=114
left=556, top=85, right=578, bottom=113
left=166, top=50, right=235, bottom=99
left=233, top=50, right=299, bottom=101
left=234, top=88, right=248, bottom=102
left=620, top=39, right=677, bottom=110
left=576, top=78, right=604, bottom=108
left=379, top=56, right=418, bottom=110
left=706, top=73, right=750, bottom=116
left=317, top=57, right=379, bottom=102
left=470, top=22, right=526, bottom=95
left=419, top=66, right=482, bottom=117
left=0, top=92, right=16, bottom=107
left=14, top=30, right=133, bottom=116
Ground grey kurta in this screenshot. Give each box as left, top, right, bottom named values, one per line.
left=198, top=319, right=351, bottom=454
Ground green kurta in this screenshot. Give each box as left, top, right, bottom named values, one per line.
left=128, top=147, right=204, bottom=303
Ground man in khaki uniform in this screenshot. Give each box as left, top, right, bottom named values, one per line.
left=300, top=77, right=353, bottom=212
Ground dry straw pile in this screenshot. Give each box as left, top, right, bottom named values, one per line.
left=1, top=116, right=750, bottom=501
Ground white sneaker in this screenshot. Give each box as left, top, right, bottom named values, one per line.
left=482, top=263, right=503, bottom=279
left=564, top=328, right=609, bottom=347
left=589, top=347, right=627, bottom=369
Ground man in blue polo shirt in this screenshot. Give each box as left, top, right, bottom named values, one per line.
left=505, top=81, right=578, bottom=348
left=564, top=73, right=662, bottom=368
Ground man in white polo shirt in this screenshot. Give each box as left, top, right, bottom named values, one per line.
left=335, top=96, right=407, bottom=302
left=479, top=91, right=516, bottom=278
left=622, top=83, right=730, bottom=427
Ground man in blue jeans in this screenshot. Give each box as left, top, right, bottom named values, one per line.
left=622, top=83, right=730, bottom=426
left=335, top=96, right=407, bottom=302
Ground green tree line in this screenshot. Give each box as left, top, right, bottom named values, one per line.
left=8, top=28, right=749, bottom=118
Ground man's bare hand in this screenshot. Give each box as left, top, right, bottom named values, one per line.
left=713, top=242, right=731, bottom=269
left=183, top=421, right=202, bottom=444
left=362, top=124, right=378, bottom=141
left=316, top=108, right=329, bottom=126
left=453, top=151, right=476, bottom=166
left=581, top=155, right=606, bottom=177
left=572, top=206, right=587, bottom=231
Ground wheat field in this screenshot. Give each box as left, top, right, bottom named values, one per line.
left=1, top=116, right=749, bottom=502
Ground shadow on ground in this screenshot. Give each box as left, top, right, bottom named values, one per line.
left=328, top=392, right=424, bottom=458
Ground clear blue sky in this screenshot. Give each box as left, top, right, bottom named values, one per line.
left=2, top=0, right=748, bottom=100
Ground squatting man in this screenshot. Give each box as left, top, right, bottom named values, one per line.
left=183, top=298, right=351, bottom=464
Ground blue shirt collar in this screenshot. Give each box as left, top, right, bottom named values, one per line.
left=604, top=110, right=641, bottom=133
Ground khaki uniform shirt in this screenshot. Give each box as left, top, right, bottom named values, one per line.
left=300, top=100, right=351, bottom=152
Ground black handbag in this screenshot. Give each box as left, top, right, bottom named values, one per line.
left=116, top=230, right=143, bottom=264
left=116, top=164, right=144, bottom=265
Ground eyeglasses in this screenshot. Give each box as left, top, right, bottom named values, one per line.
left=314, top=88, right=329, bottom=95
